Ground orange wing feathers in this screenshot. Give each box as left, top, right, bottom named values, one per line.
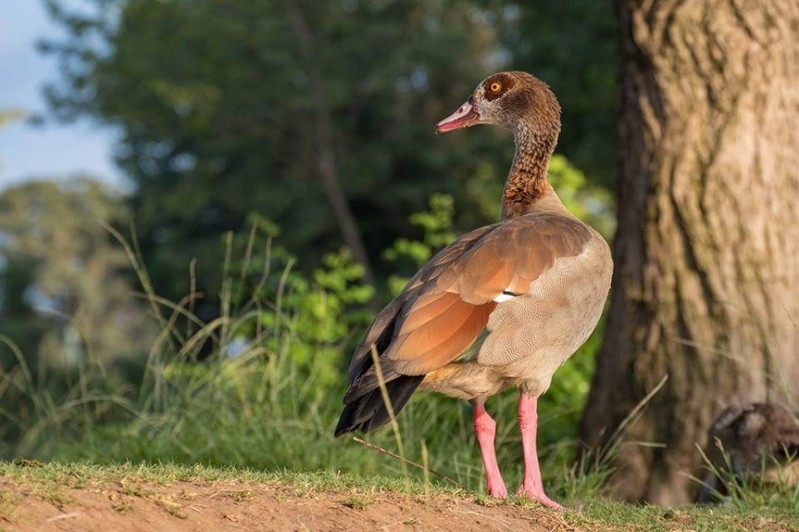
left=337, top=213, right=592, bottom=436
left=349, top=213, right=591, bottom=381
left=390, top=300, right=497, bottom=374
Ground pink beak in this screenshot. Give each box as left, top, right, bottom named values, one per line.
left=435, top=100, right=480, bottom=133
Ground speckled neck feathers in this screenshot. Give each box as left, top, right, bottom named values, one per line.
left=501, top=122, right=559, bottom=219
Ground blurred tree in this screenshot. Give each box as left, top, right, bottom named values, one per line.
left=581, top=0, right=799, bottom=504
left=0, top=179, right=155, bottom=373
left=40, top=0, right=519, bottom=302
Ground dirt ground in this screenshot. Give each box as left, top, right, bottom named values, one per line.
left=0, top=478, right=569, bottom=532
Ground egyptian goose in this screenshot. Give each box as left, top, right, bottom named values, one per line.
left=335, top=71, right=613, bottom=508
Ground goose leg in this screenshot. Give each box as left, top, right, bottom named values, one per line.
left=472, top=400, right=508, bottom=498
left=516, top=393, right=563, bottom=509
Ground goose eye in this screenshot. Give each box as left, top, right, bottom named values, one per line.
left=489, top=82, right=502, bottom=93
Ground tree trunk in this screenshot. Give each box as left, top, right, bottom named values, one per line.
left=287, top=0, right=377, bottom=290
left=581, top=0, right=799, bottom=504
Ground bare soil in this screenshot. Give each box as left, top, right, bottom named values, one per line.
left=0, top=478, right=569, bottom=532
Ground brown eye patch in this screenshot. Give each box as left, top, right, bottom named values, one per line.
left=484, top=74, right=514, bottom=101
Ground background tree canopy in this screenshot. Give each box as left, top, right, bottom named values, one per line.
left=39, top=0, right=616, bottom=304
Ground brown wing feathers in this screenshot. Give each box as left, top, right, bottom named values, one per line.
left=335, top=214, right=591, bottom=435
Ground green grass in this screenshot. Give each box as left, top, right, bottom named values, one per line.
left=15, top=350, right=605, bottom=499
left=0, top=227, right=607, bottom=502
left=0, top=461, right=460, bottom=494
left=1, top=461, right=797, bottom=531
left=1, top=224, right=797, bottom=531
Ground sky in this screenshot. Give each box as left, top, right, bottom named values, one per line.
left=0, top=0, right=125, bottom=191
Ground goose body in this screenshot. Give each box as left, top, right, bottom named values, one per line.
left=336, top=71, right=613, bottom=508
left=421, top=209, right=611, bottom=402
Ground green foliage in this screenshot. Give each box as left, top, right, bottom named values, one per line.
left=383, top=193, right=457, bottom=296
left=214, top=212, right=376, bottom=388
left=408, top=194, right=460, bottom=252
left=262, top=247, right=375, bottom=386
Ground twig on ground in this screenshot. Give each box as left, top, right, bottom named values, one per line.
left=352, top=437, right=464, bottom=489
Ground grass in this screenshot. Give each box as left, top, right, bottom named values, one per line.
left=1, top=461, right=797, bottom=531
left=0, top=461, right=464, bottom=500
left=0, top=224, right=607, bottom=501
left=1, top=222, right=797, bottom=530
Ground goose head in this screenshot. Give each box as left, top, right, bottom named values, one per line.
left=435, top=71, right=561, bottom=137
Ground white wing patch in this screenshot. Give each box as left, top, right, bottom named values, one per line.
left=493, top=291, right=519, bottom=303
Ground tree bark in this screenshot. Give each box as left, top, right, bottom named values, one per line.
left=581, top=0, right=799, bottom=504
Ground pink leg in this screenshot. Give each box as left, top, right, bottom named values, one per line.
left=472, top=401, right=508, bottom=498
left=516, top=393, right=563, bottom=509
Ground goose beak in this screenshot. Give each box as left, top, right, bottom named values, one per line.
left=435, top=100, right=479, bottom=133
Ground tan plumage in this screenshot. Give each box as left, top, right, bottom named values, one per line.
left=349, top=212, right=597, bottom=378
left=336, top=71, right=613, bottom=507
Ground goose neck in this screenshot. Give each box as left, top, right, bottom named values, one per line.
left=501, top=124, right=558, bottom=219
